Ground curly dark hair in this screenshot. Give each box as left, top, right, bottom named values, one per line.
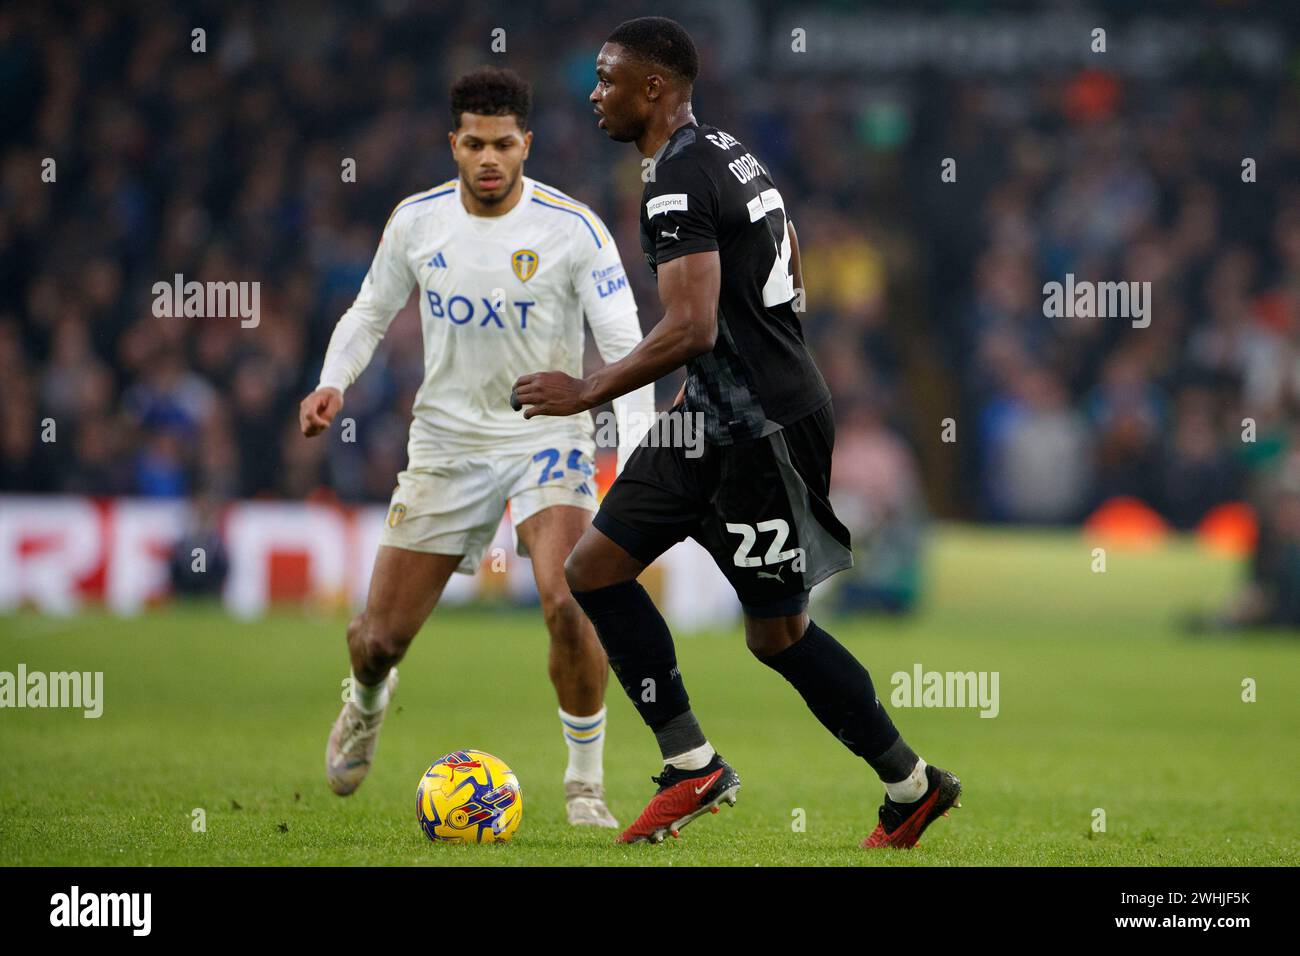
left=450, top=66, right=532, bottom=129
left=607, top=16, right=699, bottom=86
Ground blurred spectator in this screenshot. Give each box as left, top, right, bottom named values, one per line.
left=984, top=365, right=1094, bottom=523
left=824, top=397, right=926, bottom=614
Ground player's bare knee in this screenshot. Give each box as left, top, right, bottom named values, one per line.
left=370, top=628, right=414, bottom=668
left=540, top=588, right=583, bottom=642
left=345, top=613, right=365, bottom=646
left=354, top=611, right=416, bottom=668
left=563, top=549, right=592, bottom=593
left=744, top=614, right=806, bottom=659
left=744, top=628, right=781, bottom=659
left=343, top=613, right=369, bottom=658
left=565, top=537, right=640, bottom=593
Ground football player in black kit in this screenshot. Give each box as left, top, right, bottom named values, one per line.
left=513, top=16, right=961, bottom=847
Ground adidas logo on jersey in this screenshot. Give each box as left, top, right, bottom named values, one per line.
left=426, top=252, right=447, bottom=268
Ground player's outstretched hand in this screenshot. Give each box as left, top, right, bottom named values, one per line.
left=299, top=387, right=343, bottom=436
left=512, top=371, right=590, bottom=419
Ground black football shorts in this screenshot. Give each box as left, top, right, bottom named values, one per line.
left=593, top=400, right=853, bottom=616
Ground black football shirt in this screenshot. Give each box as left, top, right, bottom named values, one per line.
left=638, top=121, right=830, bottom=444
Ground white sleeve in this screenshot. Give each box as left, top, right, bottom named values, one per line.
left=573, top=220, right=656, bottom=474
left=317, top=206, right=416, bottom=394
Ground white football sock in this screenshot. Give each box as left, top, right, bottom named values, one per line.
left=665, top=741, right=715, bottom=772
left=559, top=706, right=606, bottom=784
left=885, top=758, right=929, bottom=803
left=352, top=671, right=390, bottom=714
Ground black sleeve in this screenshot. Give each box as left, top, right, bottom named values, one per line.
left=644, top=154, right=719, bottom=265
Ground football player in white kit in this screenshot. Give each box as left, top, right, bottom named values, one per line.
left=299, top=67, right=654, bottom=827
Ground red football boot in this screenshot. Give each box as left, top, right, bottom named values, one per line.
left=862, top=764, right=962, bottom=849
left=617, top=754, right=741, bottom=844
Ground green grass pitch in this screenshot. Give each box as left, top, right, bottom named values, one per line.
left=1, top=526, right=1297, bottom=866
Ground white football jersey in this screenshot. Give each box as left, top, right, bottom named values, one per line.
left=318, top=176, right=653, bottom=469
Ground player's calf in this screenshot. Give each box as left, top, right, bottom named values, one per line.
left=757, top=618, right=916, bottom=773
left=548, top=606, right=618, bottom=829
left=539, top=587, right=607, bottom=704
left=535, top=570, right=618, bottom=826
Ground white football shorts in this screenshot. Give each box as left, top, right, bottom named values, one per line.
left=378, top=439, right=598, bottom=573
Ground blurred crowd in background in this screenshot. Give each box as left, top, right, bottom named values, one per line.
left=2, top=1, right=1299, bottom=620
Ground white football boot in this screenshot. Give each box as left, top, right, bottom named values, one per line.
left=565, top=780, right=619, bottom=828
left=325, top=669, right=399, bottom=796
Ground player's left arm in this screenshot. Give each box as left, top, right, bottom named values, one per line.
left=787, top=219, right=805, bottom=315
left=514, top=250, right=719, bottom=418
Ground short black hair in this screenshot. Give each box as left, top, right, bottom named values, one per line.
left=607, top=16, right=699, bottom=86
left=450, top=66, right=531, bottom=129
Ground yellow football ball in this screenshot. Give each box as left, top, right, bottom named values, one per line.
left=417, top=750, right=523, bottom=844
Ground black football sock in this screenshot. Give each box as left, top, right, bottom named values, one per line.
left=653, top=711, right=710, bottom=766
left=760, top=620, right=919, bottom=783
left=570, top=581, right=695, bottom=736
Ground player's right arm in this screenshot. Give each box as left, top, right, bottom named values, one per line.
left=668, top=217, right=800, bottom=406
left=514, top=153, right=723, bottom=416
left=300, top=203, right=416, bottom=437
left=582, top=249, right=719, bottom=405
left=299, top=385, right=343, bottom=437
left=514, top=251, right=717, bottom=417
left=571, top=153, right=722, bottom=408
